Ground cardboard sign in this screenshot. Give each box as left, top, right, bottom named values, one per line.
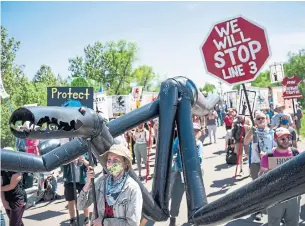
left=132, top=86, right=143, bottom=101
left=238, top=89, right=257, bottom=116
left=270, top=63, right=285, bottom=83
left=47, top=87, right=93, bottom=108
left=111, top=95, right=130, bottom=116
left=282, top=76, right=302, bottom=99
left=249, top=87, right=269, bottom=110
left=226, top=90, right=238, bottom=109
left=268, top=156, right=293, bottom=170
left=200, top=16, right=271, bottom=85
left=93, top=92, right=109, bottom=120
left=271, top=86, right=295, bottom=114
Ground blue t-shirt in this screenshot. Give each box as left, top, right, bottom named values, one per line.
left=172, top=137, right=203, bottom=172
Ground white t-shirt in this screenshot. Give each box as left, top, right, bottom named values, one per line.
left=134, top=130, right=148, bottom=144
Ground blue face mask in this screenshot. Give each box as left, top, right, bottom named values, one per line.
left=281, top=119, right=289, bottom=125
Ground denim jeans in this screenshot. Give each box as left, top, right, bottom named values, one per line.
left=0, top=209, right=6, bottom=226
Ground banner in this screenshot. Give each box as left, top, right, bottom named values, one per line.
left=272, top=86, right=295, bottom=114
left=270, top=63, right=285, bottom=83
left=93, top=92, right=109, bottom=120
left=282, top=75, right=302, bottom=99
left=141, top=92, right=159, bottom=106
left=47, top=87, right=94, bottom=108
left=238, top=89, right=257, bottom=116
left=226, top=91, right=238, bottom=109
left=249, top=87, right=269, bottom=110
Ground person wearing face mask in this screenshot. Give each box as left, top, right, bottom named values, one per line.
left=259, top=128, right=300, bottom=226
left=77, top=144, right=143, bottom=226
left=271, top=104, right=293, bottom=128
left=278, top=114, right=297, bottom=148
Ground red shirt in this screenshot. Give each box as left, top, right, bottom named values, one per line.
left=282, top=76, right=302, bottom=99
left=224, top=115, right=233, bottom=127
left=104, top=201, right=114, bottom=218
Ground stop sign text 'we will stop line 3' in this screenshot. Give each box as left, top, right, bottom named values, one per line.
left=201, top=16, right=271, bottom=85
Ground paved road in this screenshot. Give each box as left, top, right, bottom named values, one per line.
left=3, top=126, right=305, bottom=225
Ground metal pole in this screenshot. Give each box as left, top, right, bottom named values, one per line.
left=70, top=162, right=80, bottom=226
left=292, top=98, right=297, bottom=126
left=87, top=139, right=98, bottom=219
left=242, top=84, right=255, bottom=125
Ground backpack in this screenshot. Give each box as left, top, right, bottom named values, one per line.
left=226, top=138, right=237, bottom=165
left=231, top=121, right=245, bottom=141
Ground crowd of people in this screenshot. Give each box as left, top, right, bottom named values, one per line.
left=0, top=100, right=303, bottom=226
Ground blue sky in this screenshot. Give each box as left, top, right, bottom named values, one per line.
left=1, top=1, right=305, bottom=91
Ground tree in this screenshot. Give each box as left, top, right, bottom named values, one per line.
left=132, top=65, right=157, bottom=91
left=33, top=65, right=57, bottom=85
left=68, top=40, right=138, bottom=95
left=199, top=83, right=216, bottom=93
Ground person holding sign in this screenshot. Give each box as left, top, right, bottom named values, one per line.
left=259, top=128, right=300, bottom=226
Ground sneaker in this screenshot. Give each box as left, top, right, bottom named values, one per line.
left=69, top=218, right=77, bottom=226
left=169, top=217, right=176, bottom=226
left=84, top=217, right=89, bottom=226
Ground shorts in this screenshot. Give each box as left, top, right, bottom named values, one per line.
left=225, top=125, right=232, bottom=130
left=295, top=120, right=301, bottom=130
left=64, top=183, right=85, bottom=201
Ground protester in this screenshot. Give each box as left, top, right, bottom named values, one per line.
left=77, top=144, right=143, bottom=226
left=1, top=170, right=27, bottom=226
left=133, top=123, right=150, bottom=180
left=259, top=127, right=300, bottom=226
left=206, top=110, right=218, bottom=144
left=294, top=103, right=302, bottom=141
left=232, top=115, right=252, bottom=174
left=278, top=114, right=297, bottom=148
left=224, top=109, right=234, bottom=130
left=271, top=104, right=293, bottom=128
left=169, top=122, right=206, bottom=226
left=62, top=154, right=90, bottom=226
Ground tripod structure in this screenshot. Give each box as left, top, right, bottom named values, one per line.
left=2, top=76, right=305, bottom=225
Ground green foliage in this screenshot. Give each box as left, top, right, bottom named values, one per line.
left=71, top=77, right=89, bottom=87
left=68, top=40, right=138, bottom=95
left=131, top=65, right=158, bottom=91
left=199, top=83, right=216, bottom=93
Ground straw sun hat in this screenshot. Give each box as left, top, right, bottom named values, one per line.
left=100, top=144, right=132, bottom=168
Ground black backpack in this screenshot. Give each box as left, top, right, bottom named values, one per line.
left=226, top=138, right=237, bottom=165
left=231, top=121, right=245, bottom=141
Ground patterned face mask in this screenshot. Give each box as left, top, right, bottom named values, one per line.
left=107, top=163, right=124, bottom=177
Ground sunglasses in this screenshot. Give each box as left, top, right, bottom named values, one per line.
left=256, top=117, right=266, bottom=120
left=279, top=137, right=292, bottom=142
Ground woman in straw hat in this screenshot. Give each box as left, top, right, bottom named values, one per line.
left=77, top=144, right=143, bottom=226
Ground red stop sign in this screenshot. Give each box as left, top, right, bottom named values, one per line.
left=200, top=16, right=271, bottom=85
